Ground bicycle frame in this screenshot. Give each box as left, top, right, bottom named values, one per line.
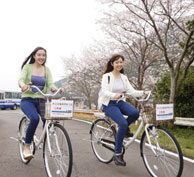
left=33, top=120, right=50, bottom=150
left=25, top=85, right=62, bottom=153
left=111, top=91, right=157, bottom=155
left=124, top=118, right=145, bottom=149
left=123, top=104, right=158, bottom=156
left=32, top=116, right=65, bottom=160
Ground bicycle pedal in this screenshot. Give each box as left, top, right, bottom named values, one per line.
left=38, top=143, right=43, bottom=149
left=123, top=137, right=131, bottom=143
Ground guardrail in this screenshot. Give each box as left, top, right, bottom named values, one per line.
left=74, top=109, right=194, bottom=127
left=174, top=117, right=194, bottom=127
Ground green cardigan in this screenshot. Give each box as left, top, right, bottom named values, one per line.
left=18, top=64, right=55, bottom=98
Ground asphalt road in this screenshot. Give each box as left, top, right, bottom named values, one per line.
left=0, top=110, right=193, bottom=177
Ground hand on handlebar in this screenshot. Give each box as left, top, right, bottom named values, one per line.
left=118, top=90, right=152, bottom=102
left=114, top=90, right=128, bottom=99
left=143, top=90, right=149, bottom=97
left=114, top=93, right=123, bottom=99
left=21, top=85, right=28, bottom=92
left=51, top=87, right=64, bottom=94
left=59, top=88, right=64, bottom=94
left=21, top=82, right=32, bottom=92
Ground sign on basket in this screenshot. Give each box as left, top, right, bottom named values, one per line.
left=156, top=104, right=173, bottom=121
left=50, top=99, right=74, bottom=118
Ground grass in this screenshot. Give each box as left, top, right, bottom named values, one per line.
left=73, top=111, right=194, bottom=159
left=168, top=126, right=194, bottom=159
left=73, top=112, right=96, bottom=122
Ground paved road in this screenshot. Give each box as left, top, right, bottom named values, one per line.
left=0, top=110, right=193, bottom=177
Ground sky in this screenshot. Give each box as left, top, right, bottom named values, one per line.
left=0, top=0, right=102, bottom=91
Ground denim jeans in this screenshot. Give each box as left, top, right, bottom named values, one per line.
left=20, top=97, right=45, bottom=145
left=102, top=100, right=139, bottom=154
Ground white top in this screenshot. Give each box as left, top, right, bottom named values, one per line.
left=112, top=78, right=124, bottom=93
left=101, top=72, right=144, bottom=106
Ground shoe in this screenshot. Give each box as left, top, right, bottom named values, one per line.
left=113, top=154, right=126, bottom=166
left=23, top=151, right=33, bottom=160
left=125, top=127, right=133, bottom=138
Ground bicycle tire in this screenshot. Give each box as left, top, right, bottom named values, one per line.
left=90, top=118, right=116, bottom=164
left=140, top=125, right=183, bottom=177
left=43, top=123, right=73, bottom=177
left=18, top=117, right=35, bottom=164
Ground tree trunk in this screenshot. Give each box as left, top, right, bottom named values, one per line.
left=169, top=71, right=176, bottom=104
left=88, top=99, right=92, bottom=109
left=167, top=70, right=177, bottom=127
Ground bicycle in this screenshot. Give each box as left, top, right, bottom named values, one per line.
left=18, top=85, right=73, bottom=177
left=90, top=91, right=183, bottom=177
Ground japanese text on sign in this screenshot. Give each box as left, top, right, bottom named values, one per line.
left=50, top=99, right=74, bottom=118
left=156, top=104, right=173, bottom=121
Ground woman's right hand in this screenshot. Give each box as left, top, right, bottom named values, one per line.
left=20, top=82, right=32, bottom=92
left=114, top=93, right=122, bottom=99
left=21, top=85, right=28, bottom=92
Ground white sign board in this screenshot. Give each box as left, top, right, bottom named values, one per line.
left=50, top=99, right=74, bottom=118
left=156, top=104, right=173, bottom=121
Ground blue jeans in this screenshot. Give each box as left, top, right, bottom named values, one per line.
left=102, top=100, right=139, bottom=154
left=20, top=97, right=45, bottom=145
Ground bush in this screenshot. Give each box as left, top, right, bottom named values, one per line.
left=154, top=66, right=194, bottom=118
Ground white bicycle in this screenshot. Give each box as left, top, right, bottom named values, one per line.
left=18, top=85, right=73, bottom=177
left=90, top=91, right=183, bottom=177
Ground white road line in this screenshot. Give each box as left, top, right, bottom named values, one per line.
left=10, top=137, right=18, bottom=142
left=73, top=118, right=92, bottom=124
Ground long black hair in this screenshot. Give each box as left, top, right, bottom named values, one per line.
left=103, top=54, right=125, bottom=74
left=21, top=47, right=47, bottom=69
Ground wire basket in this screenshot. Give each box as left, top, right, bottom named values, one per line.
left=45, top=99, right=74, bottom=120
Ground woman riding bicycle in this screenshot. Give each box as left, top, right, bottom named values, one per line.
left=101, top=54, right=148, bottom=166
left=18, top=47, right=63, bottom=160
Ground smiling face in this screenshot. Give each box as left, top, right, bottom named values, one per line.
left=33, top=49, right=46, bottom=65
left=111, top=57, right=124, bottom=72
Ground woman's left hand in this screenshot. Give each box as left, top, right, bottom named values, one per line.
left=51, top=87, right=64, bottom=94
left=143, top=90, right=149, bottom=96
left=59, top=88, right=64, bottom=94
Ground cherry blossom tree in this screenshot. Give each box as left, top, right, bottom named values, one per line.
left=98, top=0, right=194, bottom=104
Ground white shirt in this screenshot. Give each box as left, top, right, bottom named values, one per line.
left=101, top=72, right=144, bottom=106
left=112, top=78, right=125, bottom=93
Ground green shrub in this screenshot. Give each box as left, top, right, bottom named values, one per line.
left=154, top=67, right=194, bottom=118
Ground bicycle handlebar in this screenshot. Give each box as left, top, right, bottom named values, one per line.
left=25, top=85, right=62, bottom=98
left=117, top=91, right=152, bottom=103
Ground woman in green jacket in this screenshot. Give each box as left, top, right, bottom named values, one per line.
left=18, top=47, right=62, bottom=160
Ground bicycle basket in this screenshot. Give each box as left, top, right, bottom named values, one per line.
left=45, top=99, right=74, bottom=120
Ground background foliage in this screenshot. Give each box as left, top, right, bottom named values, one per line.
left=154, top=66, right=194, bottom=117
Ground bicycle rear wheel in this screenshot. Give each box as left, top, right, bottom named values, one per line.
left=18, top=117, right=35, bottom=164
left=140, top=126, right=183, bottom=177
left=43, top=123, right=73, bottom=177
left=90, top=118, right=116, bottom=163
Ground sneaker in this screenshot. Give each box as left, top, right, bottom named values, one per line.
left=113, top=154, right=126, bottom=166
left=125, top=127, right=133, bottom=138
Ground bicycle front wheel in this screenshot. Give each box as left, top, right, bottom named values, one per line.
left=140, top=126, right=183, bottom=177
left=90, top=118, right=116, bottom=164
left=43, top=123, right=73, bottom=177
